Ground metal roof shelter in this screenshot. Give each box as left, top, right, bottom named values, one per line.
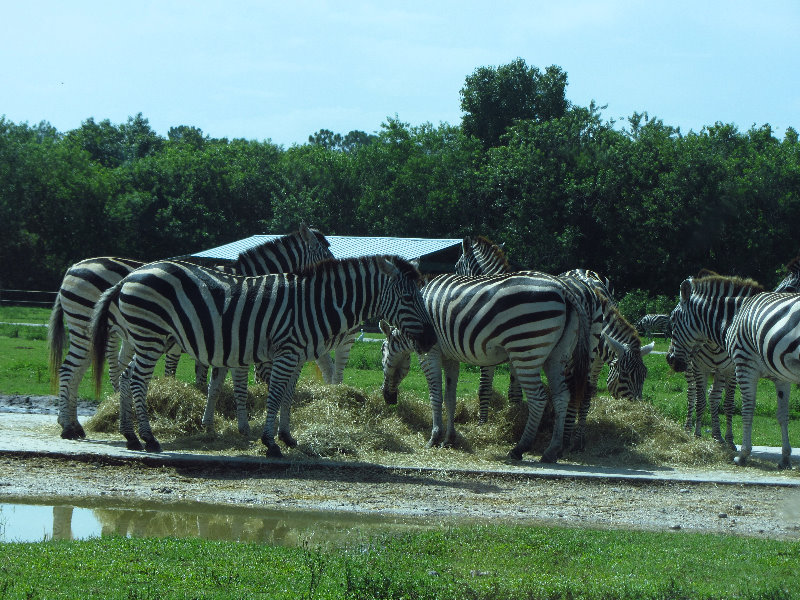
left=191, top=235, right=464, bottom=273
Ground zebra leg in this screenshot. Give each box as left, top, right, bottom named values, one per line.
left=261, top=354, right=301, bottom=458
left=231, top=366, right=251, bottom=435
left=277, top=366, right=303, bottom=448
left=195, top=362, right=209, bottom=390
left=693, top=375, right=707, bottom=438
left=57, top=335, right=90, bottom=440
left=117, top=361, right=142, bottom=451
left=478, top=366, right=495, bottom=424
left=775, top=381, right=793, bottom=470
left=203, top=366, right=229, bottom=434
left=540, top=361, right=570, bottom=464
left=508, top=365, right=549, bottom=460
left=707, top=374, right=725, bottom=444
left=417, top=349, right=445, bottom=447
left=683, top=369, right=696, bottom=434
left=315, top=353, right=335, bottom=384
left=113, top=338, right=134, bottom=393
left=722, top=378, right=736, bottom=450
left=442, top=358, right=460, bottom=446
left=507, top=364, right=523, bottom=403
left=733, top=366, right=758, bottom=466
left=331, top=333, right=357, bottom=384
left=163, top=347, right=181, bottom=378
left=128, top=352, right=162, bottom=452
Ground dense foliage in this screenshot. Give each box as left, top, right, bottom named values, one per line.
left=2, top=59, right=799, bottom=295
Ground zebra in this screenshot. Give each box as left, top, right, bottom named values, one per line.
left=47, top=225, right=333, bottom=440
left=666, top=273, right=800, bottom=469
left=775, top=255, right=800, bottom=293
left=89, top=255, right=436, bottom=457
left=380, top=271, right=593, bottom=462
left=455, top=236, right=651, bottom=452
left=635, top=314, right=671, bottom=337
left=674, top=264, right=800, bottom=449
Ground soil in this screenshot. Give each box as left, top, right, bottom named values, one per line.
left=1, top=394, right=799, bottom=540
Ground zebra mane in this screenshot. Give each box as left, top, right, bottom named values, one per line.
left=696, top=268, right=720, bottom=278
left=785, top=255, right=800, bottom=275
left=605, top=300, right=640, bottom=345
left=692, top=274, right=765, bottom=296
left=298, top=255, right=422, bottom=282
left=236, top=227, right=329, bottom=264
left=470, top=236, right=509, bottom=270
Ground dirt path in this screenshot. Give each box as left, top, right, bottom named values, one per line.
left=1, top=394, right=799, bottom=539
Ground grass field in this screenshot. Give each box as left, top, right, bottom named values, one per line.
left=2, top=306, right=800, bottom=599
left=0, top=522, right=797, bottom=599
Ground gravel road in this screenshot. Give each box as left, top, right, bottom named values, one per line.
left=1, top=394, right=799, bottom=540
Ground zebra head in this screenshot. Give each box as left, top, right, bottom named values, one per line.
left=665, top=279, right=702, bottom=373
left=774, top=255, right=800, bottom=293
left=604, top=335, right=654, bottom=400
left=375, top=257, right=436, bottom=354
left=455, top=236, right=508, bottom=276
left=379, top=320, right=415, bottom=405
left=296, top=224, right=335, bottom=265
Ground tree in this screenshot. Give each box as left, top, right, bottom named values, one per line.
left=460, top=58, right=569, bottom=148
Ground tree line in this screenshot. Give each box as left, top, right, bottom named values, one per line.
left=2, top=58, right=799, bottom=303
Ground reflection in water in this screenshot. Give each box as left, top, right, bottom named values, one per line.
left=0, top=501, right=434, bottom=545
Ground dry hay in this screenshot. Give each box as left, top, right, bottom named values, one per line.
left=85, top=375, right=737, bottom=470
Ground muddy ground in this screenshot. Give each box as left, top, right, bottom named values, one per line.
left=1, top=394, right=799, bottom=540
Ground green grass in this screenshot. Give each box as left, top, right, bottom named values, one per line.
left=0, top=525, right=797, bottom=599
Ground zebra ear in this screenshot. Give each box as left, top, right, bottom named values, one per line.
left=377, top=258, right=401, bottom=278
left=680, top=279, right=693, bottom=304
left=297, top=223, right=315, bottom=244
left=379, top=319, right=393, bottom=338
left=603, top=333, right=627, bottom=358
left=640, top=341, right=655, bottom=356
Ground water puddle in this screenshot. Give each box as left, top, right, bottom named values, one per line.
left=0, top=500, right=441, bottom=545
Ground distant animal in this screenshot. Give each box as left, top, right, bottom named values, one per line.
left=635, top=314, right=670, bottom=337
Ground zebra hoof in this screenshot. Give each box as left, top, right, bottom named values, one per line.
left=144, top=438, right=162, bottom=453
left=60, top=424, right=84, bottom=440
left=278, top=430, right=298, bottom=448
left=540, top=450, right=559, bottom=464
left=125, top=436, right=144, bottom=451
left=265, top=444, right=283, bottom=458
left=507, top=447, right=523, bottom=460
left=238, top=424, right=251, bottom=436
left=778, top=458, right=792, bottom=470
left=733, top=455, right=748, bottom=467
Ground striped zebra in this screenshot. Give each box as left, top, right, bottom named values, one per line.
left=381, top=271, right=592, bottom=462
left=90, top=255, right=436, bottom=456
left=48, top=225, right=333, bottom=440
left=675, top=265, right=800, bottom=449
left=455, top=237, right=651, bottom=452
left=635, top=314, right=671, bottom=337
left=666, top=274, right=800, bottom=468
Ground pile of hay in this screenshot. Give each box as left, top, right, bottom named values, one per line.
left=86, top=375, right=733, bottom=469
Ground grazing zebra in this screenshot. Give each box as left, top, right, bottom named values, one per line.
left=635, top=313, right=671, bottom=337
left=48, top=225, right=333, bottom=440
left=666, top=274, right=800, bottom=468
left=90, top=255, right=436, bottom=457
left=455, top=236, right=651, bottom=452
left=381, top=271, right=592, bottom=462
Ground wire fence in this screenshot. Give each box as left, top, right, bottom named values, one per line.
left=0, top=289, right=57, bottom=308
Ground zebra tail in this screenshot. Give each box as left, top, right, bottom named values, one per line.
left=565, top=293, right=591, bottom=410
left=89, top=282, right=121, bottom=398
left=47, top=293, right=65, bottom=393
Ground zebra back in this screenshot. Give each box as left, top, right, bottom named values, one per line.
left=560, top=268, right=616, bottom=304
left=235, top=225, right=332, bottom=275
left=455, top=236, right=510, bottom=275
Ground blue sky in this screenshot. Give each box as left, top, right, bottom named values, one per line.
left=2, top=1, right=798, bottom=147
